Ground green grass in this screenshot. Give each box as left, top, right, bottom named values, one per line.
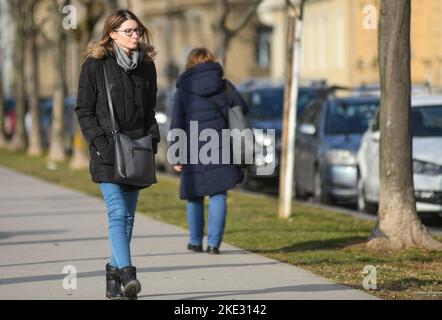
left=1, top=149, right=441, bottom=300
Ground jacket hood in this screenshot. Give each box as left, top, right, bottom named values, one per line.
left=85, top=41, right=154, bottom=63
left=176, top=63, right=225, bottom=97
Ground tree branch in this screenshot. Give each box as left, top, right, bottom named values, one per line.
left=230, top=0, right=263, bottom=38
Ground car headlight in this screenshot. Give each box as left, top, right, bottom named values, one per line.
left=155, top=112, right=168, bottom=125
left=324, top=149, right=357, bottom=166
left=253, top=130, right=273, bottom=147
left=413, top=160, right=442, bottom=175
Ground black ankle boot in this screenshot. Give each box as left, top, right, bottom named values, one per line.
left=105, top=263, right=124, bottom=300
left=119, top=266, right=141, bottom=299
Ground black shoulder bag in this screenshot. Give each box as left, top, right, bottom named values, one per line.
left=103, top=64, right=157, bottom=187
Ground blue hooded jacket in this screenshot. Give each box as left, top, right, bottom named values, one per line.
left=170, top=62, right=247, bottom=199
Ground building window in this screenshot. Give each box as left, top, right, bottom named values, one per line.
left=256, top=25, right=273, bottom=69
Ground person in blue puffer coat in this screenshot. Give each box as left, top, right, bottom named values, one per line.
left=170, top=48, right=248, bottom=254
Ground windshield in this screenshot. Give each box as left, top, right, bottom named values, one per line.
left=325, top=101, right=379, bottom=134
left=249, top=88, right=318, bottom=121
left=412, top=106, right=442, bottom=137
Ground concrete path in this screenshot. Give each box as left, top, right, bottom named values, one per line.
left=0, top=166, right=377, bottom=300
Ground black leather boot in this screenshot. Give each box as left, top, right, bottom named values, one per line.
left=119, top=266, right=141, bottom=299
left=105, top=263, right=124, bottom=300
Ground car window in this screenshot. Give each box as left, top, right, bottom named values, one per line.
left=249, top=88, right=284, bottom=120
left=412, top=106, right=442, bottom=137
left=297, top=89, right=321, bottom=120
left=247, top=87, right=321, bottom=121
left=300, top=101, right=322, bottom=132
left=325, top=101, right=379, bottom=135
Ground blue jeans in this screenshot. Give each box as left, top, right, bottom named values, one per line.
left=99, top=183, right=139, bottom=269
left=187, top=192, right=227, bottom=248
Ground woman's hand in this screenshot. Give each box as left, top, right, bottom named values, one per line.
left=173, top=164, right=183, bottom=173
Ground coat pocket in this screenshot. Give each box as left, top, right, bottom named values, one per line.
left=90, top=139, right=114, bottom=165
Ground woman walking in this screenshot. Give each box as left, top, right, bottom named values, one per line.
left=170, top=48, right=248, bottom=255
left=75, top=9, right=159, bottom=300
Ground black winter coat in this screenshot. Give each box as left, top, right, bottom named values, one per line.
left=75, top=52, right=159, bottom=190
left=170, top=62, right=247, bottom=200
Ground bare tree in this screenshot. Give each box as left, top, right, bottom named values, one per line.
left=8, top=0, right=27, bottom=152
left=213, top=0, right=263, bottom=66
left=25, top=0, right=44, bottom=157
left=69, top=0, right=110, bottom=170
left=0, top=65, right=6, bottom=149
left=0, top=1, right=7, bottom=149
left=48, top=0, right=69, bottom=163
left=368, top=0, right=442, bottom=251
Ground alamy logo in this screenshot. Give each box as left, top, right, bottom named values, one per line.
left=63, top=265, right=77, bottom=290
left=362, top=5, right=378, bottom=30
left=167, top=122, right=276, bottom=176
left=362, top=265, right=377, bottom=290
left=62, top=5, right=77, bottom=30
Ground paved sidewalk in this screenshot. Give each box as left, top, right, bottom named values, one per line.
left=0, top=166, right=377, bottom=300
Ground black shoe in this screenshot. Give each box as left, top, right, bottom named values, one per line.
left=207, top=246, right=220, bottom=255
left=187, top=243, right=203, bottom=252
left=105, top=263, right=124, bottom=300
left=119, top=266, right=141, bottom=299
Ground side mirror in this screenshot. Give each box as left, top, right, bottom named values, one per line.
left=372, top=131, right=380, bottom=142
left=299, top=123, right=316, bottom=136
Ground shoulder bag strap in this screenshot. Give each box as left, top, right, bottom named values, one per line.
left=103, top=62, right=119, bottom=134
left=207, top=80, right=232, bottom=126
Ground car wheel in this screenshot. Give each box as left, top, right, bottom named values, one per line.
left=242, top=173, right=256, bottom=191
left=357, top=175, right=368, bottom=212
left=294, top=179, right=307, bottom=200
left=313, top=169, right=328, bottom=204
left=164, top=162, right=175, bottom=175
left=357, top=175, right=377, bottom=214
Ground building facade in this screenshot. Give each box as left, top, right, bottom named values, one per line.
left=134, top=0, right=272, bottom=89
left=299, top=0, right=442, bottom=88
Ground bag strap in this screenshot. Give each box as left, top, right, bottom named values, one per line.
left=103, top=62, right=119, bottom=134
left=207, top=80, right=235, bottom=126
left=209, top=96, right=229, bottom=126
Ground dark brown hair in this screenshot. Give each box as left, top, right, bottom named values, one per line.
left=83, top=9, right=156, bottom=63
left=185, top=48, right=216, bottom=70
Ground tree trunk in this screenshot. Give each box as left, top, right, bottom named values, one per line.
left=214, top=29, right=230, bottom=67
left=368, top=0, right=442, bottom=251
left=8, top=0, right=27, bottom=152
left=0, top=1, right=7, bottom=148
left=48, top=0, right=68, bottom=162
left=0, top=64, right=6, bottom=149
left=70, top=34, right=90, bottom=170
left=69, top=0, right=107, bottom=170
left=26, top=1, right=43, bottom=157
left=213, top=0, right=230, bottom=66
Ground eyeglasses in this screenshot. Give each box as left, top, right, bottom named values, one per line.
left=114, top=27, right=144, bottom=37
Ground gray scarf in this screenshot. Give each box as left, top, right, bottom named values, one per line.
left=112, top=42, right=144, bottom=72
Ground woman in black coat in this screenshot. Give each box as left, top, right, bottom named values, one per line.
left=75, top=9, right=159, bottom=300
left=170, top=48, right=248, bottom=255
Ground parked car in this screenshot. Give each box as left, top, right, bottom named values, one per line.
left=352, top=83, right=432, bottom=97
left=24, top=96, right=76, bottom=150
left=238, top=81, right=332, bottom=191
left=4, top=98, right=17, bottom=139
left=357, top=95, right=442, bottom=216
left=155, top=88, right=176, bottom=173
left=294, top=95, right=380, bottom=204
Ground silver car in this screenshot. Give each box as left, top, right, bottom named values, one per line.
left=357, top=95, right=442, bottom=215
left=294, top=95, right=380, bottom=204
